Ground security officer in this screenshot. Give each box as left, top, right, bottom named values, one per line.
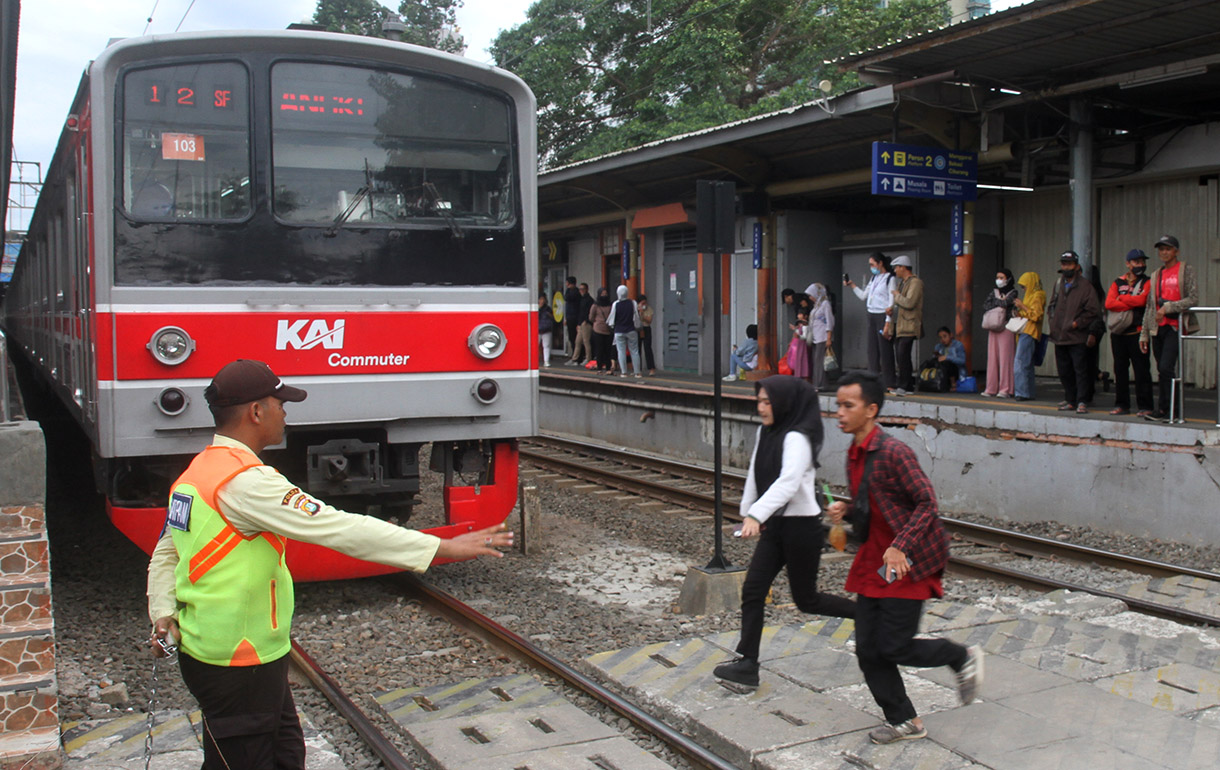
left=147, top=359, right=512, bottom=769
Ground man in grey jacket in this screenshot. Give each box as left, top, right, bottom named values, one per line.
left=1048, top=251, right=1102, bottom=414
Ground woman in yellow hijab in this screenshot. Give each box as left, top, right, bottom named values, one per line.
left=1012, top=272, right=1046, bottom=400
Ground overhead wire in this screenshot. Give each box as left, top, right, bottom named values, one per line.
left=142, top=0, right=162, bottom=35
left=174, top=0, right=199, bottom=32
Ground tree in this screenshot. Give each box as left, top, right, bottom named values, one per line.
left=491, top=0, right=950, bottom=166
left=313, top=0, right=465, bottom=54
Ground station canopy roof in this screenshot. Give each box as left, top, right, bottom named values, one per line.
left=538, top=0, right=1220, bottom=232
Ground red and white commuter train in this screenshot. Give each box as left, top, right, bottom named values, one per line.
left=3, top=30, right=538, bottom=580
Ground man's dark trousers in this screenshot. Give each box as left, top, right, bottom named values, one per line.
left=1111, top=333, right=1153, bottom=412
left=1055, top=342, right=1093, bottom=405
left=1153, top=326, right=1182, bottom=416
left=854, top=595, right=967, bottom=725
left=179, top=652, right=305, bottom=769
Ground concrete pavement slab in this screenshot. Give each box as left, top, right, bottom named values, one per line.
left=706, top=616, right=856, bottom=662
left=690, top=690, right=875, bottom=768
left=403, top=701, right=619, bottom=765
left=472, top=736, right=678, bottom=770
left=764, top=646, right=862, bottom=692
left=993, top=736, right=1174, bottom=770
left=917, top=647, right=1074, bottom=700
left=1000, top=681, right=1220, bottom=768
left=376, top=673, right=561, bottom=724
left=920, top=700, right=1076, bottom=765
left=920, top=600, right=1015, bottom=634
left=756, top=728, right=985, bottom=770
left=824, top=674, right=959, bottom=723
left=1096, top=661, right=1220, bottom=713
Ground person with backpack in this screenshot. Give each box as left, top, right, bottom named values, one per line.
left=607, top=285, right=643, bottom=378
left=537, top=293, right=556, bottom=367
left=1104, top=250, right=1153, bottom=416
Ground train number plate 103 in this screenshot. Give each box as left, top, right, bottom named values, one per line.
left=162, top=133, right=206, bottom=161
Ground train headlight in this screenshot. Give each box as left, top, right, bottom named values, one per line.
left=147, top=326, right=195, bottom=366
left=472, top=378, right=500, bottom=404
left=468, top=324, right=507, bottom=360
left=156, top=387, right=189, bottom=416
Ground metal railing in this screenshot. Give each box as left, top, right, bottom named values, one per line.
left=0, top=329, right=9, bottom=423
left=1175, top=306, right=1220, bottom=427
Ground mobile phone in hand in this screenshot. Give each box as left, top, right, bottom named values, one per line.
left=843, top=272, right=851, bottom=283
left=878, top=565, right=897, bottom=583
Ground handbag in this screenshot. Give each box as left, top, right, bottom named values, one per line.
left=824, top=349, right=840, bottom=373
left=1005, top=315, right=1026, bottom=334
left=777, top=358, right=792, bottom=376
left=1106, top=310, right=1133, bottom=335
left=982, top=305, right=1007, bottom=331
left=845, top=437, right=884, bottom=543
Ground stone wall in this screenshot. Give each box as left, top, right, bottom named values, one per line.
left=0, top=423, right=60, bottom=770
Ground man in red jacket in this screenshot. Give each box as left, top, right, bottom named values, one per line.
left=1104, top=249, right=1153, bottom=416
left=827, top=371, right=982, bottom=744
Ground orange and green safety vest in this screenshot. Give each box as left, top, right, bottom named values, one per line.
left=168, top=445, right=293, bottom=667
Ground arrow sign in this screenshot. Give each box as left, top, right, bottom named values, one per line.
left=871, top=141, right=977, bottom=201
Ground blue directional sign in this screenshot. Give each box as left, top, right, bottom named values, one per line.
left=872, top=142, right=977, bottom=201
left=950, top=201, right=964, bottom=256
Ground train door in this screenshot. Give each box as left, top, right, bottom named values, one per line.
left=662, top=228, right=699, bottom=371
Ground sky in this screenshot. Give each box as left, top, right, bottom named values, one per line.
left=6, top=0, right=1029, bottom=231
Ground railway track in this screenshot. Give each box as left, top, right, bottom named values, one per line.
left=521, top=434, right=1220, bottom=627
left=290, top=573, right=739, bottom=770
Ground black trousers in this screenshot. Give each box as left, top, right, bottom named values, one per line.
left=566, top=316, right=579, bottom=352
left=179, top=652, right=305, bottom=770
left=854, top=595, right=967, bottom=725
left=592, top=331, right=614, bottom=370
left=1111, top=333, right=1153, bottom=411
left=736, top=517, right=856, bottom=661
left=1054, top=342, right=1093, bottom=405
left=866, top=313, right=896, bottom=388
left=895, top=336, right=916, bottom=391
left=1153, top=326, right=1182, bottom=416
left=638, top=327, right=656, bottom=371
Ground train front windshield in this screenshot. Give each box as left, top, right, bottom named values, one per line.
left=271, top=62, right=515, bottom=228
left=116, top=57, right=523, bottom=287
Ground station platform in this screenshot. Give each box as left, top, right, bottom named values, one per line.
left=586, top=592, right=1220, bottom=769
left=538, top=358, right=1220, bottom=545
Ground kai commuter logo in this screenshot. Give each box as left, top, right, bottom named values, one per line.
left=276, top=319, right=345, bottom=350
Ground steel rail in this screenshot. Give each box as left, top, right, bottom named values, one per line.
left=948, top=555, right=1220, bottom=627
left=396, top=573, right=741, bottom=770
left=522, top=437, right=1220, bottom=625
left=289, top=641, right=415, bottom=770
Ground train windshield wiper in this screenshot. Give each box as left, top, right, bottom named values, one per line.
left=423, top=182, right=464, bottom=238
left=324, top=160, right=373, bottom=237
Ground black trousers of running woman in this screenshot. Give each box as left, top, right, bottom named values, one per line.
left=736, top=516, right=857, bottom=660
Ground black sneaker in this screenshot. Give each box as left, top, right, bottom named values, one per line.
left=713, top=657, right=759, bottom=689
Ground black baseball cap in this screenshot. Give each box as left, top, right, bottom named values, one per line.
left=204, top=360, right=307, bottom=407
left=1155, top=235, right=1179, bottom=249
left=1125, top=249, right=1147, bottom=262
left=1059, top=250, right=1080, bottom=263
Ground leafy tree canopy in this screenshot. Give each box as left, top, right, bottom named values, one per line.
left=313, top=0, right=465, bottom=53
left=491, top=0, right=949, bottom=167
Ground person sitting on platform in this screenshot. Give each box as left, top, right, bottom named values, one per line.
left=933, top=326, right=966, bottom=387
left=724, top=324, right=759, bottom=382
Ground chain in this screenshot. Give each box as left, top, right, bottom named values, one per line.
left=144, top=637, right=178, bottom=770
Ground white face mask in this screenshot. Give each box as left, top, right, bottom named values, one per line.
left=995, top=279, right=1006, bottom=288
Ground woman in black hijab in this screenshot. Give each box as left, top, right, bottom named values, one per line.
left=713, top=375, right=857, bottom=690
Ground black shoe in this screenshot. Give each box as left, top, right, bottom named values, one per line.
left=1143, top=410, right=1168, bottom=422
left=713, top=657, right=759, bottom=688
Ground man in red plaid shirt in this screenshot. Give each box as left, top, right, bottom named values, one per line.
left=827, top=371, right=983, bottom=744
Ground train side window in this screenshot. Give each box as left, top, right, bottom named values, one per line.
left=120, top=61, right=251, bottom=221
